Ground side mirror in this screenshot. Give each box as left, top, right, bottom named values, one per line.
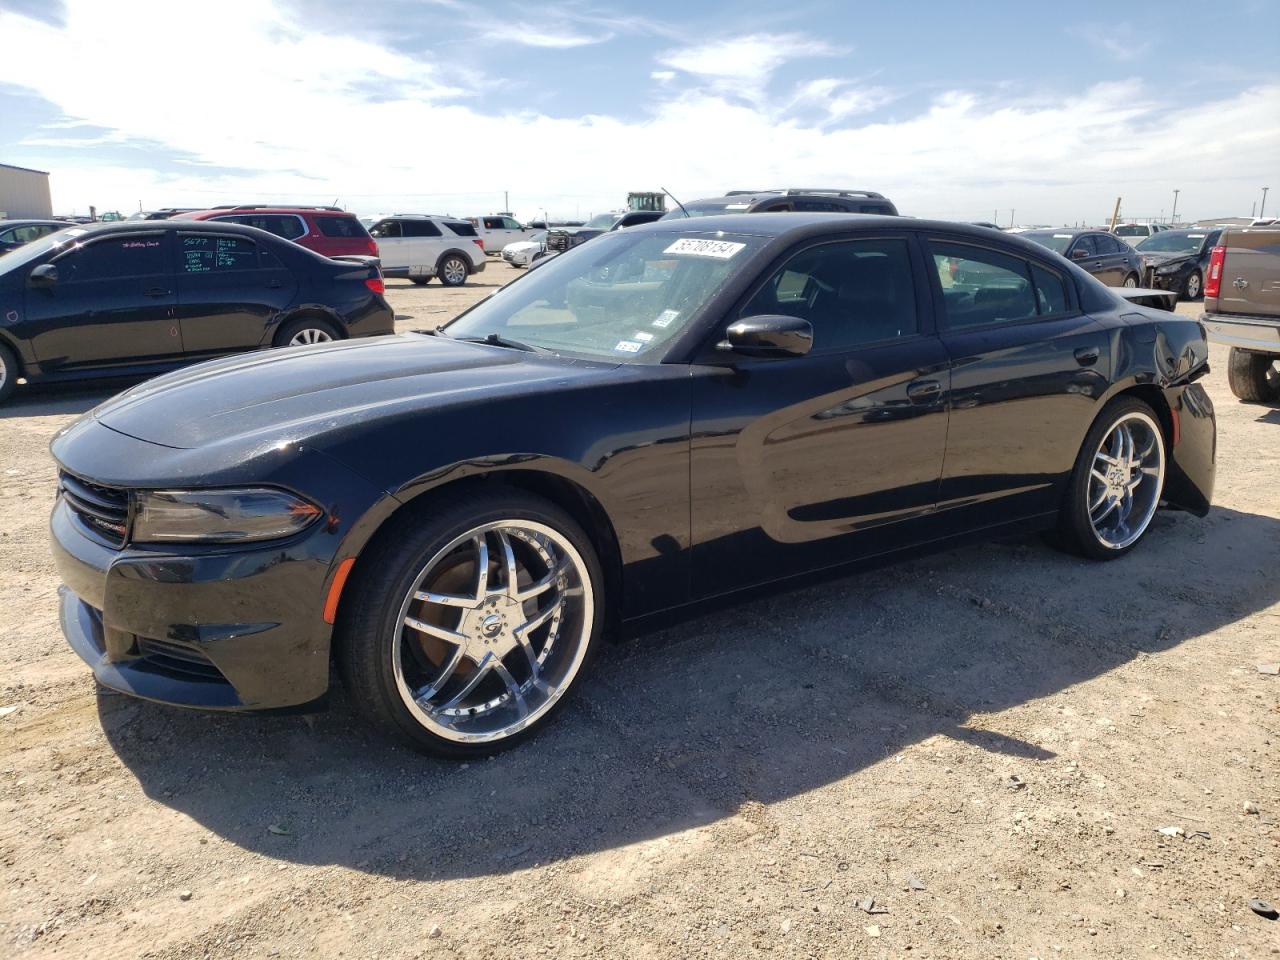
left=717, top=315, right=813, bottom=358
left=28, top=263, right=58, bottom=288
left=1069, top=248, right=1089, bottom=260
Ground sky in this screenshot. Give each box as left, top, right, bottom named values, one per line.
left=0, top=0, right=1276, bottom=226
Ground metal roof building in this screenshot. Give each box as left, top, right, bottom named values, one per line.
left=0, top=163, right=53, bottom=219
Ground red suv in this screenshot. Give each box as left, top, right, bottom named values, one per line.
left=176, top=205, right=378, bottom=259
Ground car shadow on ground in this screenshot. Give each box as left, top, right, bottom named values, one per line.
left=98, top=505, right=1280, bottom=881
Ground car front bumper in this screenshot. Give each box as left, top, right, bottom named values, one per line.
left=51, top=489, right=337, bottom=711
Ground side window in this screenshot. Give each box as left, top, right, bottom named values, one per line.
left=1031, top=263, right=1069, bottom=315
left=315, top=216, right=365, bottom=238
left=369, top=220, right=401, bottom=239
left=929, top=240, right=1037, bottom=329
left=180, top=234, right=258, bottom=273
left=58, top=235, right=168, bottom=281
left=1070, top=235, right=1098, bottom=258
left=266, top=216, right=306, bottom=241
left=484, top=217, right=504, bottom=229
left=402, top=220, right=442, bottom=238
left=0, top=229, right=12, bottom=243
left=444, top=221, right=478, bottom=238
left=502, top=217, right=522, bottom=230
left=742, top=238, right=918, bottom=351
left=13, top=225, right=42, bottom=243
left=792, top=199, right=843, bottom=212
left=1096, top=234, right=1122, bottom=255
left=759, top=202, right=794, bottom=212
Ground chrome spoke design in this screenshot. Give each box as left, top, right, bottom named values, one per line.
left=391, top=519, right=594, bottom=744
left=1087, top=411, right=1165, bottom=550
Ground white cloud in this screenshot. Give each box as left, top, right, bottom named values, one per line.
left=657, top=33, right=841, bottom=100
left=478, top=22, right=614, bottom=48
left=1, top=1, right=1277, bottom=225
left=651, top=70, right=676, bottom=83
left=1068, top=22, right=1153, bottom=62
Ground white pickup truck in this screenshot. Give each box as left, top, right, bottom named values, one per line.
left=1200, top=228, right=1280, bottom=401
left=467, top=215, right=540, bottom=253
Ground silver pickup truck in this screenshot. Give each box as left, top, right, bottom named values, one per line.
left=1201, top=228, right=1280, bottom=402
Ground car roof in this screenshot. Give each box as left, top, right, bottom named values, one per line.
left=636, top=211, right=1023, bottom=241
left=185, top=207, right=356, bottom=218
left=0, top=219, right=66, bottom=228
left=1022, top=228, right=1089, bottom=236
left=42, top=219, right=276, bottom=237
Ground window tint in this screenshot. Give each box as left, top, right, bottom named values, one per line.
left=215, top=214, right=306, bottom=241
left=180, top=234, right=257, bottom=273
left=402, top=219, right=442, bottom=238
left=12, top=224, right=48, bottom=243
left=369, top=220, right=401, bottom=239
left=1031, top=263, right=1068, bottom=315
left=929, top=241, right=1037, bottom=328
left=502, top=217, right=522, bottom=230
left=444, top=221, right=478, bottom=238
left=1070, top=235, right=1098, bottom=257
left=858, top=203, right=895, bottom=214
left=58, top=235, right=168, bottom=281
left=315, top=215, right=367, bottom=238
left=792, top=199, right=846, bottom=212
left=1095, top=234, right=1123, bottom=254
left=743, top=238, right=917, bottom=350
left=483, top=217, right=504, bottom=229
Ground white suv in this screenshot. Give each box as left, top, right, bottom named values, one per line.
left=368, top=215, right=487, bottom=286
left=467, top=215, right=539, bottom=253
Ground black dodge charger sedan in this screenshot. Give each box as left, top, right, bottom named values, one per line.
left=49, top=214, right=1216, bottom=756
left=0, top=220, right=393, bottom=403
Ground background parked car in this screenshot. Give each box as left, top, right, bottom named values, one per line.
left=467, top=215, right=539, bottom=252
left=1112, top=223, right=1166, bottom=245
left=1020, top=229, right=1142, bottom=287
left=1133, top=228, right=1221, bottom=300
left=0, top=219, right=67, bottom=255
left=176, top=206, right=378, bottom=259
left=0, top=220, right=392, bottom=402
left=1200, top=227, right=1280, bottom=402
left=544, top=210, right=664, bottom=254
left=500, top=231, right=547, bottom=267
left=659, top=188, right=899, bottom=219
left=125, top=208, right=200, bottom=221
left=368, top=214, right=486, bottom=286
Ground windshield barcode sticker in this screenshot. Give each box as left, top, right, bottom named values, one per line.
left=664, top=238, right=746, bottom=259
left=614, top=340, right=643, bottom=353
left=652, top=309, right=680, bottom=328
left=633, top=331, right=654, bottom=342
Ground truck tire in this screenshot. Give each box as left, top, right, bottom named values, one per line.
left=1226, top=347, right=1280, bottom=403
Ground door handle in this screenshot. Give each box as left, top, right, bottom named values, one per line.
left=1074, top=346, right=1100, bottom=366
left=906, top=379, right=942, bottom=401
left=145, top=287, right=171, bottom=298
left=265, top=279, right=283, bottom=289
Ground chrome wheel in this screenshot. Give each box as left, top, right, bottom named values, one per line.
left=392, top=520, right=593, bottom=743
left=1123, top=274, right=1138, bottom=288
left=441, top=257, right=467, bottom=286
left=1185, top=271, right=1201, bottom=299
left=1087, top=411, right=1165, bottom=550
left=289, top=327, right=334, bottom=346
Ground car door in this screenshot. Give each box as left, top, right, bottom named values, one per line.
left=689, top=233, right=950, bottom=599
left=1095, top=233, right=1132, bottom=285
left=24, top=231, right=181, bottom=371
left=369, top=219, right=408, bottom=271
left=175, top=232, right=298, bottom=356
left=1066, top=234, right=1107, bottom=282
left=402, top=219, right=445, bottom=276
left=925, top=236, right=1109, bottom=527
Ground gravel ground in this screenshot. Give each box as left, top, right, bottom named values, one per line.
left=1, top=263, right=1277, bottom=959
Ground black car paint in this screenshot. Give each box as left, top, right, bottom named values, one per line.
left=49, top=214, right=1215, bottom=713
left=0, top=220, right=393, bottom=384
left=1136, top=229, right=1221, bottom=297
left=1021, top=230, right=1142, bottom=286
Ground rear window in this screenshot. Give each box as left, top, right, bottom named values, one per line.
left=180, top=234, right=258, bottom=272
left=402, top=220, right=442, bottom=238
left=445, top=221, right=478, bottom=237
left=315, top=215, right=368, bottom=239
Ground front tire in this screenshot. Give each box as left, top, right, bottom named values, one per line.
left=1122, top=273, right=1139, bottom=288
left=1182, top=268, right=1203, bottom=301
left=1226, top=347, right=1280, bottom=403
left=1055, top=398, right=1166, bottom=560
left=0, top=341, right=18, bottom=403
left=437, top=255, right=469, bottom=287
left=336, top=487, right=603, bottom=757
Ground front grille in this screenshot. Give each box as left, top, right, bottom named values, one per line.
left=546, top=232, right=573, bottom=253
left=136, top=636, right=226, bottom=682
left=59, top=472, right=129, bottom=546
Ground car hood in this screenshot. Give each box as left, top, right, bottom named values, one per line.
left=91, top=335, right=612, bottom=452
left=1138, top=250, right=1194, bottom=267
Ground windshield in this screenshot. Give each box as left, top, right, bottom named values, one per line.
left=1023, top=232, right=1076, bottom=254
left=443, top=231, right=764, bottom=360
left=659, top=201, right=753, bottom=221
left=1135, top=232, right=1207, bottom=255
left=0, top=227, right=87, bottom=270
left=584, top=213, right=620, bottom=230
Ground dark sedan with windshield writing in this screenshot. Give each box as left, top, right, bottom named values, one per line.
left=49, top=214, right=1215, bottom=756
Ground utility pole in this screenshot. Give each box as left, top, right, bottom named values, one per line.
left=1171, top=189, right=1179, bottom=224
left=1262, top=187, right=1270, bottom=218
left=1109, top=197, right=1122, bottom=232
left=504, top=190, right=509, bottom=214
left=1009, top=209, right=1015, bottom=228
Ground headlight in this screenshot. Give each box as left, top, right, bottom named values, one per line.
left=1155, top=261, right=1184, bottom=274
left=132, top=488, right=323, bottom=543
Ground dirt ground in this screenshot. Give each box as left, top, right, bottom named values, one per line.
left=1, top=263, right=1277, bottom=959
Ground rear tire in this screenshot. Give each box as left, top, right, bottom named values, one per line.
left=0, top=341, right=18, bottom=403
left=1054, top=397, right=1167, bottom=561
left=1226, top=347, right=1280, bottom=403
left=410, top=277, right=431, bottom=286
left=336, top=486, right=604, bottom=758
left=273, top=316, right=341, bottom=348
left=437, top=255, right=469, bottom=287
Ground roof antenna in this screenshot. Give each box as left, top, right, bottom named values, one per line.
left=662, top=186, right=689, bottom=219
